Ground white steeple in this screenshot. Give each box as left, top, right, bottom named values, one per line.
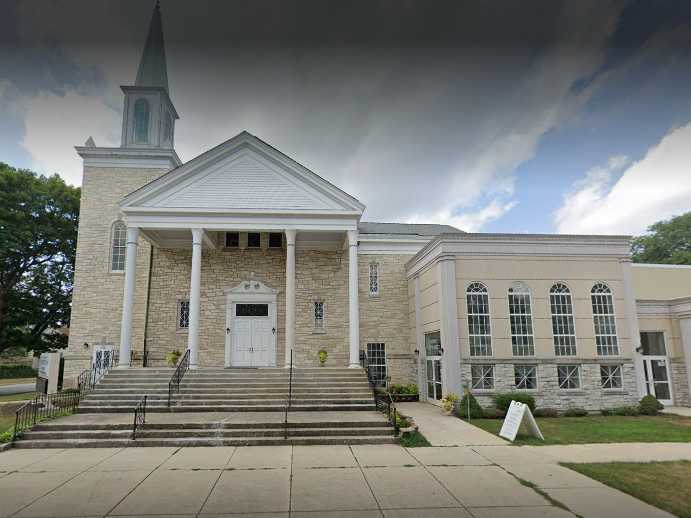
left=120, top=1, right=178, bottom=150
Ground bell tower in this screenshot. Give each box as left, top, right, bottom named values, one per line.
left=121, top=1, right=178, bottom=150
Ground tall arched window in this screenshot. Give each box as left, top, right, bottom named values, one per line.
left=508, top=282, right=534, bottom=356
left=134, top=98, right=150, bottom=144
left=550, top=283, right=577, bottom=356
left=111, top=221, right=127, bottom=272
left=591, top=283, right=619, bottom=356
left=467, top=282, right=492, bottom=356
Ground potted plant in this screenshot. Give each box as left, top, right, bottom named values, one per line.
left=165, top=349, right=181, bottom=367
left=318, top=349, right=328, bottom=366
left=441, top=393, right=460, bottom=415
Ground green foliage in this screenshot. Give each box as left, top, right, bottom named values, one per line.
left=395, top=413, right=411, bottom=428
left=0, top=365, right=37, bottom=378
left=165, top=349, right=182, bottom=366
left=0, top=429, right=14, bottom=443
left=564, top=407, right=588, bottom=417
left=493, top=392, right=536, bottom=413
left=456, top=392, right=484, bottom=419
left=388, top=384, right=419, bottom=395
left=441, top=392, right=460, bottom=413
left=639, top=395, right=664, bottom=415
left=318, top=349, right=328, bottom=364
left=533, top=407, right=559, bottom=418
left=0, top=164, right=80, bottom=354
left=632, top=212, right=691, bottom=265
left=612, top=406, right=640, bottom=416
left=399, top=430, right=431, bottom=447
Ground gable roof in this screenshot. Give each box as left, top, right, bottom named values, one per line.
left=121, top=131, right=365, bottom=214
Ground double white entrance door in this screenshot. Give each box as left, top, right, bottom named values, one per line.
left=225, top=302, right=276, bottom=367
left=642, top=356, right=672, bottom=405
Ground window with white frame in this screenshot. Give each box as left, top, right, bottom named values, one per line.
left=467, top=282, right=492, bottom=356
left=550, top=283, right=577, bottom=356
left=111, top=221, right=127, bottom=272
left=557, top=365, right=580, bottom=389
left=600, top=365, right=623, bottom=389
left=591, top=283, right=619, bottom=356
left=514, top=365, right=537, bottom=390
left=367, top=343, right=387, bottom=384
left=508, top=282, right=535, bottom=356
left=471, top=364, right=494, bottom=390
left=369, top=263, right=379, bottom=296
left=314, top=301, right=325, bottom=330
left=178, top=300, right=190, bottom=329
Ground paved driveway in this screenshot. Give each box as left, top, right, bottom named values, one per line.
left=0, top=443, right=672, bottom=518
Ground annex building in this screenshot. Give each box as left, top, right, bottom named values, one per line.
left=64, top=4, right=691, bottom=415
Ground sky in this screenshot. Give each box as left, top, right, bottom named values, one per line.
left=1, top=0, right=691, bottom=235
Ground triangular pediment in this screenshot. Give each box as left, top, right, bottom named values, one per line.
left=121, top=132, right=364, bottom=214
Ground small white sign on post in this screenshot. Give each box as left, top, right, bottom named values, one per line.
left=499, top=400, right=544, bottom=442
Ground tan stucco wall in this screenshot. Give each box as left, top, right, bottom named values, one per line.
left=65, top=166, right=168, bottom=377
left=632, top=265, right=691, bottom=300
left=455, top=256, right=633, bottom=360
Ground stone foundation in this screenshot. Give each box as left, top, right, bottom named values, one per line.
left=670, top=359, right=690, bottom=407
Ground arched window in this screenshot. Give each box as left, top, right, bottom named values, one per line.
left=508, top=282, right=534, bottom=356
left=111, top=221, right=127, bottom=272
left=591, top=283, right=619, bottom=356
left=133, top=99, right=150, bottom=144
left=467, top=282, right=492, bottom=356
left=550, top=283, right=577, bottom=355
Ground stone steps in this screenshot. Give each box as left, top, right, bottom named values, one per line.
left=77, top=403, right=376, bottom=413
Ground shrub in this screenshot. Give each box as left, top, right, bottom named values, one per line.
left=563, top=407, right=588, bottom=417
left=455, top=392, right=484, bottom=419
left=165, top=350, right=181, bottom=367
left=612, top=406, right=639, bottom=416
left=601, top=409, right=613, bottom=416
left=442, top=393, right=460, bottom=413
left=388, top=384, right=419, bottom=395
left=493, top=392, right=536, bottom=413
left=484, top=407, right=507, bottom=419
left=533, top=407, right=559, bottom=418
left=0, top=365, right=37, bottom=379
left=638, top=395, right=664, bottom=415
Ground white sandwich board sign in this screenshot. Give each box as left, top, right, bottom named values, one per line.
left=499, top=400, right=544, bottom=442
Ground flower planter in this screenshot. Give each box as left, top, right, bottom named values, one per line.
left=390, top=394, right=419, bottom=403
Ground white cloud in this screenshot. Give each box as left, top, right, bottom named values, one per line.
left=19, top=91, right=120, bottom=185
left=554, top=123, right=691, bottom=235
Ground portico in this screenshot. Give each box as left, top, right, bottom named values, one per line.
left=115, top=132, right=366, bottom=369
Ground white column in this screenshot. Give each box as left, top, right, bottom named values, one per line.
left=118, top=226, right=139, bottom=368
left=347, top=230, right=360, bottom=368
left=679, top=315, right=691, bottom=404
left=187, top=228, right=203, bottom=369
left=620, top=258, right=645, bottom=397
left=438, top=256, right=462, bottom=396
left=413, top=276, right=426, bottom=400
left=284, top=229, right=296, bottom=367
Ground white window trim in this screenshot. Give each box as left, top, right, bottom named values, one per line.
left=507, top=282, right=535, bottom=357
left=367, top=342, right=387, bottom=383
left=466, top=281, right=493, bottom=357
left=313, top=300, right=326, bottom=333
left=550, top=281, right=578, bottom=356
left=600, top=364, right=624, bottom=390
left=514, top=364, right=538, bottom=391
left=368, top=262, right=380, bottom=296
left=557, top=364, right=581, bottom=390
left=591, top=282, right=620, bottom=356
left=176, top=298, right=190, bottom=333
left=470, top=364, right=495, bottom=391
left=109, top=220, right=127, bottom=274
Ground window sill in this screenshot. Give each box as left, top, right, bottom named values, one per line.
left=312, top=329, right=326, bottom=335
left=109, top=270, right=125, bottom=275
left=176, top=328, right=189, bottom=335
left=602, top=389, right=627, bottom=395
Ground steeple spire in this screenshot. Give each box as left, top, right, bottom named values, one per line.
left=135, top=1, right=169, bottom=92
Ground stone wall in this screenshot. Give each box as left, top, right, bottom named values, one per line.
left=463, top=361, right=639, bottom=412
left=670, top=359, right=690, bottom=407
left=65, top=166, right=167, bottom=378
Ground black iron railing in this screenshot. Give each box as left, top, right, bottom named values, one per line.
left=13, top=391, right=81, bottom=441
left=283, top=350, right=293, bottom=439
left=132, top=395, right=147, bottom=439
left=168, top=349, right=190, bottom=407
left=361, top=352, right=400, bottom=434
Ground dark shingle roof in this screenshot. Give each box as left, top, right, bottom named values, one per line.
left=358, top=222, right=463, bottom=237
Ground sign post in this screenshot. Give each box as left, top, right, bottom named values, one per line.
left=36, top=352, right=61, bottom=395
left=499, top=400, right=544, bottom=442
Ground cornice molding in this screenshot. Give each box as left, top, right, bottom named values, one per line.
left=76, top=146, right=181, bottom=169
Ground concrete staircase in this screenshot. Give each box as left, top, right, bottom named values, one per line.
left=12, top=367, right=397, bottom=448
left=77, top=367, right=376, bottom=413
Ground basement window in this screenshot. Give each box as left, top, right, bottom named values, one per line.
left=247, top=232, right=261, bottom=248
left=225, top=232, right=239, bottom=248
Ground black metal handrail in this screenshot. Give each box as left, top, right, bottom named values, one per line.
left=132, top=395, right=147, bottom=440
left=361, top=352, right=400, bottom=434
left=283, top=350, right=293, bottom=439
left=168, top=349, right=190, bottom=407
left=13, top=391, right=81, bottom=441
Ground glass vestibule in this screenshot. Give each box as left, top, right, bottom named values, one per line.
left=425, top=332, right=443, bottom=401
left=640, top=331, right=673, bottom=405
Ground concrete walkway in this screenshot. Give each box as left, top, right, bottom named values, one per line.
left=0, top=383, right=34, bottom=396
left=663, top=406, right=691, bottom=417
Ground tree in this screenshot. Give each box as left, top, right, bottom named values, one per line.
left=632, top=212, right=691, bottom=265
left=0, top=163, right=80, bottom=355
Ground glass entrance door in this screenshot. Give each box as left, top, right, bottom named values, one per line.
left=425, top=332, right=443, bottom=401
left=640, top=331, right=673, bottom=405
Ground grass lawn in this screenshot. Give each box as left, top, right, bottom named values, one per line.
left=0, top=392, right=35, bottom=403
left=564, top=461, right=691, bottom=518
left=469, top=415, right=691, bottom=445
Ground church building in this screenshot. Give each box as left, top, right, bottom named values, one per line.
left=65, top=3, right=691, bottom=413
